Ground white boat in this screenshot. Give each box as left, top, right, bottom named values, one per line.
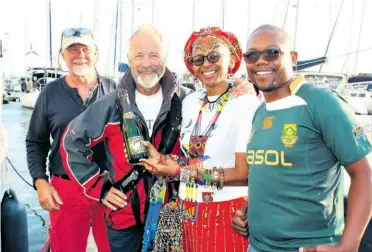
left=341, top=89, right=371, bottom=115
left=297, top=71, right=346, bottom=90
left=20, top=68, right=62, bottom=109
left=20, top=88, right=40, bottom=109
left=343, top=78, right=372, bottom=114
left=299, top=72, right=370, bottom=115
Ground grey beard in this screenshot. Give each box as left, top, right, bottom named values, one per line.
left=71, top=66, right=93, bottom=77
left=133, top=67, right=165, bottom=89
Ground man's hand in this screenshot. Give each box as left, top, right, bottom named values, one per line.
left=232, top=199, right=249, bottom=237
left=35, top=179, right=63, bottom=211
left=300, top=243, right=358, bottom=252
left=102, top=187, right=128, bottom=211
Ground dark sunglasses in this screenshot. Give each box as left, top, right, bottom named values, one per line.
left=243, top=48, right=282, bottom=64
left=62, top=27, right=92, bottom=38
left=190, top=52, right=221, bottom=66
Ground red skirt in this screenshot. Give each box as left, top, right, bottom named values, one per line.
left=180, top=197, right=248, bottom=252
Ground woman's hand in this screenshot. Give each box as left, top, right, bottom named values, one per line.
left=123, top=140, right=161, bottom=163
left=140, top=157, right=180, bottom=176
left=143, top=141, right=161, bottom=159
left=232, top=78, right=257, bottom=97
left=139, top=142, right=180, bottom=176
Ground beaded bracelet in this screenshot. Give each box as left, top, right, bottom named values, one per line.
left=163, top=165, right=226, bottom=191
left=180, top=166, right=190, bottom=184
left=204, top=169, right=211, bottom=187
left=159, top=154, right=186, bottom=182
left=197, top=168, right=205, bottom=185
left=217, top=168, right=225, bottom=190
left=212, top=167, right=219, bottom=190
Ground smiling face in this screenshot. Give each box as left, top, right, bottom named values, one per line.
left=62, top=44, right=97, bottom=76
left=128, top=32, right=166, bottom=89
left=191, top=36, right=235, bottom=89
left=245, top=30, right=297, bottom=93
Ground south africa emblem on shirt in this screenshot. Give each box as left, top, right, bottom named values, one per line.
left=262, top=116, right=274, bottom=129
left=281, top=124, right=298, bottom=147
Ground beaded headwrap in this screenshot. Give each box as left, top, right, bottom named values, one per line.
left=184, top=26, right=242, bottom=76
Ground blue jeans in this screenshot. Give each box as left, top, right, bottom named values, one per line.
left=107, top=225, right=142, bottom=252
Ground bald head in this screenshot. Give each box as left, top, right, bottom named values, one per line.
left=128, top=24, right=167, bottom=59
left=244, top=24, right=298, bottom=96
left=247, top=24, right=293, bottom=52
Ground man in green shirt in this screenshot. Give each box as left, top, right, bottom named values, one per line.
left=232, top=24, right=372, bottom=252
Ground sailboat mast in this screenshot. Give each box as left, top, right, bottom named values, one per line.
left=48, top=0, right=52, bottom=68
left=282, top=0, right=291, bottom=28
left=192, top=0, right=195, bottom=31
left=319, top=0, right=344, bottom=72
left=221, top=0, right=225, bottom=30
left=354, top=0, right=366, bottom=74
left=93, top=0, right=100, bottom=36
left=152, top=0, right=155, bottom=24
left=293, top=0, right=299, bottom=51
left=119, top=0, right=123, bottom=64
left=131, top=0, right=135, bottom=33
left=113, top=0, right=119, bottom=74
left=341, top=0, right=354, bottom=74
left=246, top=0, right=251, bottom=40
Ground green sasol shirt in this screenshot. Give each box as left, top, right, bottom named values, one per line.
left=247, top=78, right=372, bottom=252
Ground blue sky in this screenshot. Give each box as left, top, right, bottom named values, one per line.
left=1, top=0, right=371, bottom=77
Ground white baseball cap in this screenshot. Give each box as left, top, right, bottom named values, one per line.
left=60, top=28, right=96, bottom=51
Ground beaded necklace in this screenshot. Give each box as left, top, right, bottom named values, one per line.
left=182, top=85, right=233, bottom=206
left=188, top=85, right=233, bottom=159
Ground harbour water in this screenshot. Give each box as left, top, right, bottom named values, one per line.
left=1, top=100, right=371, bottom=251
left=2, top=102, right=48, bottom=252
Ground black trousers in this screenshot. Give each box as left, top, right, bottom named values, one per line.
left=107, top=225, right=142, bottom=252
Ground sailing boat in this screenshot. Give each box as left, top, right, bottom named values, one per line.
left=20, top=1, right=63, bottom=110
left=289, top=0, right=370, bottom=115
left=19, top=67, right=62, bottom=109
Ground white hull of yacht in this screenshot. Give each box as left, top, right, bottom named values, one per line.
left=20, top=90, right=40, bottom=109
left=344, top=97, right=369, bottom=115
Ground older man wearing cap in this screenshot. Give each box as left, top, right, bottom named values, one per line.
left=26, top=27, right=115, bottom=252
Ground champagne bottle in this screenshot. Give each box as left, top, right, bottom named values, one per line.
left=118, top=89, right=148, bottom=164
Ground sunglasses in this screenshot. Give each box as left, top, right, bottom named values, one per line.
left=62, top=27, right=92, bottom=38
left=190, top=52, right=221, bottom=66
left=243, top=48, right=282, bottom=64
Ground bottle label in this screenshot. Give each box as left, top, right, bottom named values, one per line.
left=124, top=112, right=135, bottom=119
left=128, top=136, right=146, bottom=154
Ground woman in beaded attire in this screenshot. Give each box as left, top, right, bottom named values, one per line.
left=140, top=26, right=260, bottom=252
